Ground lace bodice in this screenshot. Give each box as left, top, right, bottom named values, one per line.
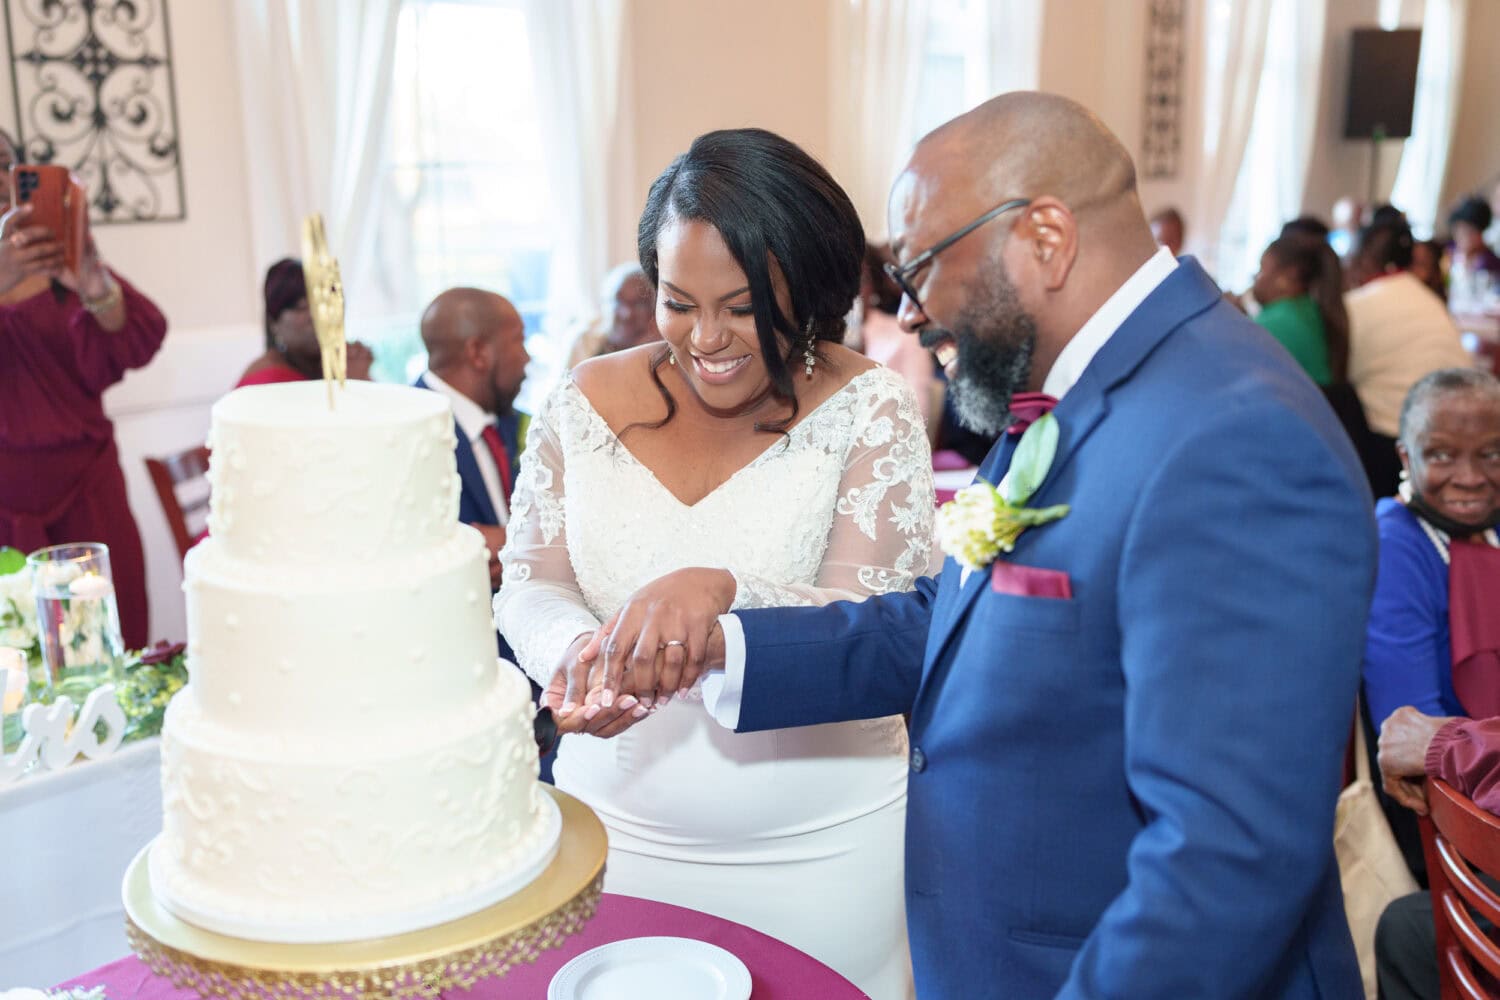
left=493, top=366, right=936, bottom=686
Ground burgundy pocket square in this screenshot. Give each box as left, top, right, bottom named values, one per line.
left=990, top=561, right=1073, bottom=599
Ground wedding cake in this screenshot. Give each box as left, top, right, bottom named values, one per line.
left=148, top=381, right=558, bottom=943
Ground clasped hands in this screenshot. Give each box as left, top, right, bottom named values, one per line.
left=542, top=568, right=734, bottom=738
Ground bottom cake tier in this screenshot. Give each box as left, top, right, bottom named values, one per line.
left=150, top=665, right=557, bottom=943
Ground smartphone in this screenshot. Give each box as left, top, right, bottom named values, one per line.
left=9, top=164, right=87, bottom=274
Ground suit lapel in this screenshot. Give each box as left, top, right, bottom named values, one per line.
left=916, top=260, right=1224, bottom=700
left=452, top=417, right=499, bottom=525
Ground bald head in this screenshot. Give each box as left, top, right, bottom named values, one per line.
left=421, top=288, right=520, bottom=371
left=421, top=287, right=529, bottom=414
left=907, top=92, right=1139, bottom=231
left=885, top=92, right=1159, bottom=414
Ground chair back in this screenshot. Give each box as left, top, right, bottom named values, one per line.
left=1419, top=779, right=1500, bottom=999
left=143, top=445, right=211, bottom=562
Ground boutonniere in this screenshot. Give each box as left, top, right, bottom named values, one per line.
left=937, top=413, right=1071, bottom=573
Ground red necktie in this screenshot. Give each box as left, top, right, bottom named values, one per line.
left=1006, top=392, right=1059, bottom=436
left=480, top=424, right=513, bottom=502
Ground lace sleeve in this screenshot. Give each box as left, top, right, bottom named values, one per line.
left=730, top=371, right=936, bottom=611
left=492, top=387, right=601, bottom=686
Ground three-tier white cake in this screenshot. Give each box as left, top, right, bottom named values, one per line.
left=149, top=381, right=558, bottom=943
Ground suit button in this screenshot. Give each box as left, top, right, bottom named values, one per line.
left=910, top=747, right=927, bottom=773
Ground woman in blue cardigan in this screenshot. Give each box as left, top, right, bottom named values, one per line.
left=1362, top=368, right=1500, bottom=730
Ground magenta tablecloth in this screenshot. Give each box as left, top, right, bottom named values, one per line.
left=55, top=893, right=868, bottom=999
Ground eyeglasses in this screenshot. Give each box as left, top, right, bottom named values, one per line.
left=883, top=198, right=1031, bottom=314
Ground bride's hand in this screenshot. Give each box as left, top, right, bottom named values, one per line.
left=576, top=568, right=736, bottom=708
left=550, top=629, right=651, bottom=738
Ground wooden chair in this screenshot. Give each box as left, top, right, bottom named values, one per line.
left=143, top=445, right=211, bottom=562
left=1419, top=779, right=1500, bottom=999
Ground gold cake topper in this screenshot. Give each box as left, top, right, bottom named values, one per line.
left=300, top=213, right=347, bottom=407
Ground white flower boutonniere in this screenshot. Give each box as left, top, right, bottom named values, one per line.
left=936, top=413, right=1070, bottom=573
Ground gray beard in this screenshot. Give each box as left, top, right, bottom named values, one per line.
left=949, top=331, right=1036, bottom=436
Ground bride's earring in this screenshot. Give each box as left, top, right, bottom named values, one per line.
left=802, top=319, right=816, bottom=379
left=668, top=350, right=677, bottom=366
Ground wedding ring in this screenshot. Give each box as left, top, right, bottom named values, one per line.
left=662, top=639, right=686, bottom=648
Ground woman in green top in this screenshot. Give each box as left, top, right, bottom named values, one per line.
left=1250, top=235, right=1349, bottom=386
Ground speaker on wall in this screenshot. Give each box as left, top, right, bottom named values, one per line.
left=1344, top=28, right=1423, bottom=139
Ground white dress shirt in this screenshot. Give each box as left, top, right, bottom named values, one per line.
left=422, top=369, right=509, bottom=526
left=703, top=247, right=1180, bottom=728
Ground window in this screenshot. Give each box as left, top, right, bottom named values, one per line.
left=359, top=0, right=552, bottom=384
left=1212, top=0, right=1322, bottom=290
left=904, top=0, right=1042, bottom=179
left=909, top=0, right=991, bottom=147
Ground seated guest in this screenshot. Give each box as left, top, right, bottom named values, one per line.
left=1345, top=222, right=1471, bottom=497
left=1375, top=707, right=1500, bottom=1000
left=236, top=258, right=373, bottom=388
left=565, top=263, right=660, bottom=369
left=1410, top=239, right=1447, bottom=303
left=1330, top=195, right=1364, bottom=258
left=1281, top=214, right=1331, bottom=243
left=1363, top=368, right=1500, bottom=734
left=1446, top=195, right=1500, bottom=299
left=1149, top=205, right=1185, bottom=257
left=413, top=287, right=530, bottom=592
left=0, top=129, right=167, bottom=650
left=1251, top=235, right=1348, bottom=386
left=416, top=287, right=552, bottom=781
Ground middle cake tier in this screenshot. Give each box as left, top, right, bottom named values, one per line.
left=183, top=525, right=498, bottom=730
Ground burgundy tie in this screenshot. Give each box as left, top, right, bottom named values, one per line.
left=1006, top=392, right=1059, bottom=437
left=480, top=424, right=513, bottom=502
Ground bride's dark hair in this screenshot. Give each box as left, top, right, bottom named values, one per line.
left=636, top=128, right=865, bottom=432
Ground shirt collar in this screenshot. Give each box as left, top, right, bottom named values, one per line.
left=422, top=369, right=493, bottom=443
left=1041, top=246, right=1178, bottom=400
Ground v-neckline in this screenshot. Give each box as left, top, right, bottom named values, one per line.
left=566, top=368, right=883, bottom=510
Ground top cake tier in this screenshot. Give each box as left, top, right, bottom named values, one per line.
left=206, top=382, right=460, bottom=564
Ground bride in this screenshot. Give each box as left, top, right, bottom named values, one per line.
left=492, top=128, right=933, bottom=1000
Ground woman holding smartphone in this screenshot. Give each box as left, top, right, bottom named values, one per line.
left=0, top=129, right=168, bottom=649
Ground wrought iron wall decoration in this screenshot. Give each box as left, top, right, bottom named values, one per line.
left=5, top=0, right=185, bottom=223
left=1142, top=0, right=1184, bottom=180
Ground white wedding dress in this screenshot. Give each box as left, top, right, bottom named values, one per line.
left=493, top=365, right=934, bottom=1000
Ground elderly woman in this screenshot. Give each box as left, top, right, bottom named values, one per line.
left=564, top=262, right=661, bottom=369
left=1363, top=367, right=1500, bottom=731
left=236, top=258, right=372, bottom=388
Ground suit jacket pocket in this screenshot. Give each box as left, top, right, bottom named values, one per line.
left=976, top=590, right=1081, bottom=632
left=1008, top=927, right=1087, bottom=951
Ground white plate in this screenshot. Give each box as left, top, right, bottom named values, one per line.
left=548, top=936, right=751, bottom=1000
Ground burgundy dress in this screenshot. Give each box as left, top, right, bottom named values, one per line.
left=0, top=276, right=167, bottom=649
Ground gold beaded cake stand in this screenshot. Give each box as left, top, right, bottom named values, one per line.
left=122, top=785, right=606, bottom=999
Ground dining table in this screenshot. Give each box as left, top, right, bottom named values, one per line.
left=51, top=892, right=869, bottom=999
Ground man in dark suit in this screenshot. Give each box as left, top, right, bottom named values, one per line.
left=559, top=93, right=1377, bottom=997
left=413, top=288, right=530, bottom=591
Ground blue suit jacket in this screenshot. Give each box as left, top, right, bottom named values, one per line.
left=734, top=260, right=1376, bottom=998
left=412, top=374, right=526, bottom=527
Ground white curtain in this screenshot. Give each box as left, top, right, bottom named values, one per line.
left=1193, top=0, right=1274, bottom=273
left=523, top=0, right=633, bottom=335
left=1389, top=0, right=1469, bottom=236
left=829, top=0, right=932, bottom=240
left=983, top=0, right=1042, bottom=98
left=1211, top=0, right=1327, bottom=288
left=231, top=0, right=401, bottom=302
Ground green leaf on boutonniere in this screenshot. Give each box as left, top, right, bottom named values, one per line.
left=1004, top=412, right=1059, bottom=506
left=0, top=547, right=24, bottom=576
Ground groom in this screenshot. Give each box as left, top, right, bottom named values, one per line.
left=568, top=93, right=1376, bottom=998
